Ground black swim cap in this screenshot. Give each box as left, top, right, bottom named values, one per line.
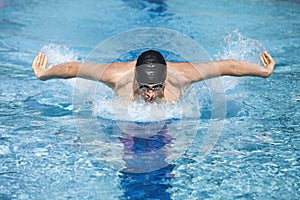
left=135, top=50, right=167, bottom=84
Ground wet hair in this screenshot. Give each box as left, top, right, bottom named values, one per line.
left=135, top=50, right=167, bottom=84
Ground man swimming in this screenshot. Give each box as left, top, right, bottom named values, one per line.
left=32, top=50, right=275, bottom=103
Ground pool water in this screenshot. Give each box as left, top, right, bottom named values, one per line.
left=1, top=0, right=300, bottom=199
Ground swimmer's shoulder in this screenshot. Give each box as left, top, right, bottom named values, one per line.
left=110, top=60, right=136, bottom=84
left=107, top=60, right=136, bottom=78
left=109, top=60, right=136, bottom=71
left=100, top=60, right=135, bottom=87
left=166, top=61, right=192, bottom=73
left=166, top=61, right=191, bottom=85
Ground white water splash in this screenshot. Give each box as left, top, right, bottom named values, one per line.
left=41, top=43, right=80, bottom=87
left=215, top=29, right=265, bottom=91
left=41, top=43, right=78, bottom=66
left=93, top=92, right=200, bottom=122
left=215, top=29, right=265, bottom=62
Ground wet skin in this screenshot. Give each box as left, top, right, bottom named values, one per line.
left=138, top=84, right=165, bottom=103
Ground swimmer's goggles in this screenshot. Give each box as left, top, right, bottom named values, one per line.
left=139, top=84, right=163, bottom=92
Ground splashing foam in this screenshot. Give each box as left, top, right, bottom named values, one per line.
left=215, top=29, right=264, bottom=62
left=41, top=43, right=79, bottom=87
left=214, top=29, right=265, bottom=91
left=93, top=91, right=200, bottom=122
left=41, top=43, right=78, bottom=66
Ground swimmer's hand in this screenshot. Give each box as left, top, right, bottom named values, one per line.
left=260, top=51, right=276, bottom=77
left=32, top=52, right=54, bottom=80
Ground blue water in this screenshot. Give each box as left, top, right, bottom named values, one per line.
left=1, top=0, right=300, bottom=199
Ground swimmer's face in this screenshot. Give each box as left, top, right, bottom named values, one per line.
left=138, top=83, right=164, bottom=103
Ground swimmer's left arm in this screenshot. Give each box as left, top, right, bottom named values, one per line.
left=217, top=51, right=276, bottom=78
left=173, top=51, right=275, bottom=83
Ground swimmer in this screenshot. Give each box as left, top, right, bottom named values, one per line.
left=32, top=50, right=275, bottom=103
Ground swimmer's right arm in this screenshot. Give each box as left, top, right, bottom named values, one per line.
left=32, top=52, right=76, bottom=80
left=32, top=52, right=128, bottom=87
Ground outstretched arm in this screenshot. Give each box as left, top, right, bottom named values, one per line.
left=32, top=52, right=132, bottom=87
left=171, top=51, right=275, bottom=83
left=217, top=51, right=275, bottom=77
left=32, top=52, right=79, bottom=80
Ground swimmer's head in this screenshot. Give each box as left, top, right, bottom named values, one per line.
left=135, top=50, right=167, bottom=85
left=135, top=50, right=167, bottom=103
